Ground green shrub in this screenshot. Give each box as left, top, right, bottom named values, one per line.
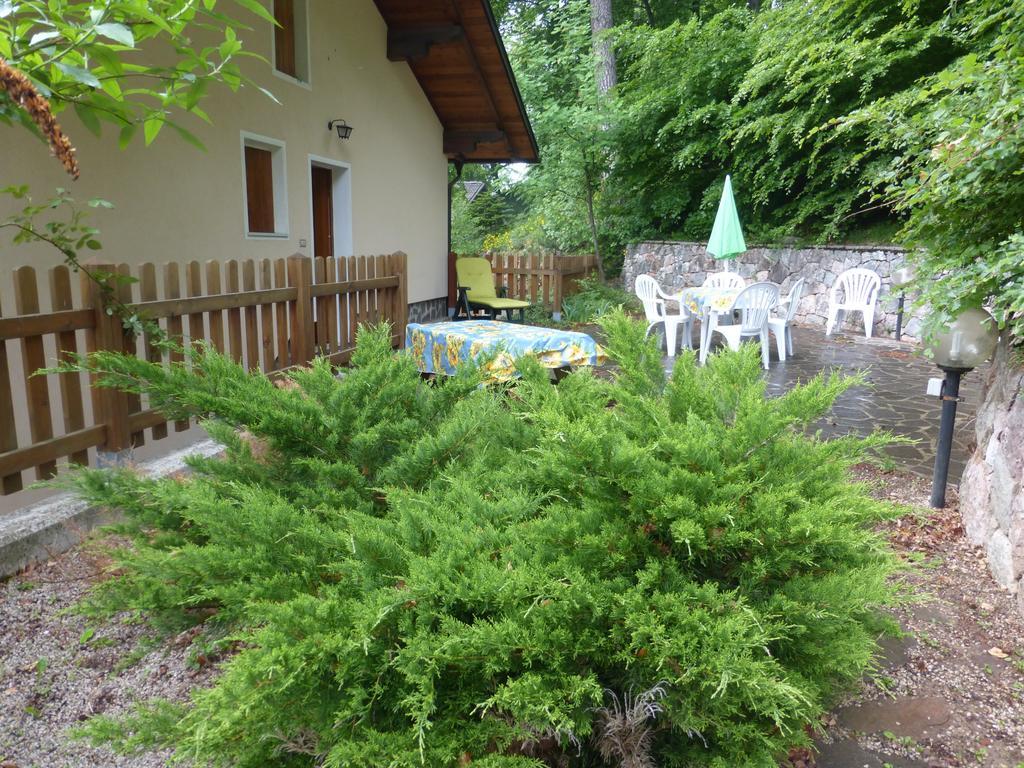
left=68, top=317, right=898, bottom=767
left=561, top=276, right=641, bottom=324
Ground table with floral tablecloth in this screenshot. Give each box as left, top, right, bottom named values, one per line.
left=405, top=320, right=606, bottom=381
left=677, top=285, right=743, bottom=363
left=678, top=285, right=743, bottom=317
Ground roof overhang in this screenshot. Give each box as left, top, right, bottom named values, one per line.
left=373, top=0, right=539, bottom=164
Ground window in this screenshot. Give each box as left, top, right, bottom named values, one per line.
left=273, top=0, right=309, bottom=83
left=241, top=133, right=288, bottom=238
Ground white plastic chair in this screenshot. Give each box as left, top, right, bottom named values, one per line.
left=702, top=272, right=746, bottom=290
left=635, top=275, right=693, bottom=357
left=703, top=282, right=780, bottom=369
left=826, top=268, right=881, bottom=339
left=767, top=277, right=805, bottom=362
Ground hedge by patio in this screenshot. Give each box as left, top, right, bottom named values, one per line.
left=67, top=315, right=898, bottom=768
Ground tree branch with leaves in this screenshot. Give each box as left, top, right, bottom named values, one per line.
left=1, top=0, right=278, bottom=338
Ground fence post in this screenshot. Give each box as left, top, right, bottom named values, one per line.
left=447, top=250, right=457, bottom=318
left=552, top=257, right=564, bottom=322
left=81, top=264, right=131, bottom=463
left=394, top=251, right=409, bottom=346
left=287, top=254, right=315, bottom=367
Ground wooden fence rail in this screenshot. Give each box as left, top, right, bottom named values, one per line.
left=0, top=252, right=407, bottom=496
left=446, top=252, right=599, bottom=319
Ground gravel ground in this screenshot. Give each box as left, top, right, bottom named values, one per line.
left=0, top=540, right=219, bottom=768
left=2, top=466, right=1023, bottom=768
left=799, top=466, right=1024, bottom=768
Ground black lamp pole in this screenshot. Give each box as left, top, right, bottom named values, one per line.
left=895, top=291, right=906, bottom=342
left=929, top=366, right=967, bottom=509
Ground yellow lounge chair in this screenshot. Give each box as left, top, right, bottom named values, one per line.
left=455, top=257, right=530, bottom=322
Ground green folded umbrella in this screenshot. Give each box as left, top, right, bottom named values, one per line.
left=706, top=174, right=746, bottom=266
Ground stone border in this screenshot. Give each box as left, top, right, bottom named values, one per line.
left=408, top=297, right=448, bottom=325
left=0, top=439, right=222, bottom=579
left=959, top=337, right=1024, bottom=611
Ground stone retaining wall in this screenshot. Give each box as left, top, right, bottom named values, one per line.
left=959, top=339, right=1024, bottom=612
left=623, top=241, right=921, bottom=339
left=408, top=297, right=448, bottom=324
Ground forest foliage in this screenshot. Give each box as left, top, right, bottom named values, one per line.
left=476, top=0, right=968, bottom=260
left=472, top=0, right=1021, bottom=337
left=68, top=321, right=899, bottom=767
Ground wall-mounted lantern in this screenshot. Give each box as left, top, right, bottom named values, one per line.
left=328, top=119, right=353, bottom=140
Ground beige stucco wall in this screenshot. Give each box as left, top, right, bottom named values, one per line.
left=0, top=0, right=449, bottom=306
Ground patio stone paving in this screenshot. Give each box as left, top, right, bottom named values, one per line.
left=664, top=325, right=984, bottom=482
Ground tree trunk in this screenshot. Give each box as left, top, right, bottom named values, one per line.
left=747, top=0, right=762, bottom=10
left=639, top=0, right=656, bottom=26
left=584, top=176, right=606, bottom=281
left=590, top=0, right=616, bottom=95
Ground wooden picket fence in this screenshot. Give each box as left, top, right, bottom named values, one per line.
left=0, top=253, right=408, bottom=496
left=446, top=253, right=599, bottom=318
left=483, top=253, right=598, bottom=316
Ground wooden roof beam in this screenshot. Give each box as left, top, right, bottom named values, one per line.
left=387, top=25, right=464, bottom=61
left=444, top=129, right=507, bottom=156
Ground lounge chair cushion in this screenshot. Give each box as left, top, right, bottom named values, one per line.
left=468, top=296, right=530, bottom=310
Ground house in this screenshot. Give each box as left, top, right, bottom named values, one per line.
left=0, top=0, right=538, bottom=324
left=462, top=182, right=487, bottom=203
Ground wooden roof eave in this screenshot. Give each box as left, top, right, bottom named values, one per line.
left=373, top=0, right=539, bottom=165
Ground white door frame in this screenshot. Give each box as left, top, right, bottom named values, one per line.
left=306, top=154, right=353, bottom=259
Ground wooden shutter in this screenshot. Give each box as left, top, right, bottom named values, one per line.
left=274, top=0, right=297, bottom=78
left=244, top=145, right=275, bottom=234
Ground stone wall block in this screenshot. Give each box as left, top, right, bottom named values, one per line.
left=987, top=531, right=1020, bottom=593
left=957, top=335, right=1024, bottom=609
left=989, top=423, right=1023, bottom=533
left=959, top=455, right=995, bottom=546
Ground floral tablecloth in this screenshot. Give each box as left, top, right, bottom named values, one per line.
left=405, top=320, right=606, bottom=381
left=679, top=285, right=743, bottom=316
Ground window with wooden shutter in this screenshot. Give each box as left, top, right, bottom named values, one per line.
left=273, top=0, right=297, bottom=78
left=241, top=134, right=288, bottom=237
left=244, top=146, right=275, bottom=234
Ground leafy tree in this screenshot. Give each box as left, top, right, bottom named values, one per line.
left=728, top=0, right=957, bottom=239
left=450, top=184, right=484, bottom=256
left=502, top=0, right=619, bottom=276
left=449, top=164, right=522, bottom=255
left=608, top=0, right=960, bottom=246
left=610, top=9, right=754, bottom=241
left=500, top=0, right=969, bottom=264
left=851, top=0, right=1024, bottom=341
left=0, top=0, right=273, bottom=165
left=1, top=0, right=274, bottom=333
left=65, top=320, right=898, bottom=767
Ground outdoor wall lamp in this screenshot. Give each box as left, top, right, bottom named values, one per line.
left=328, top=119, right=353, bottom=140
left=926, top=306, right=998, bottom=509
left=892, top=266, right=914, bottom=342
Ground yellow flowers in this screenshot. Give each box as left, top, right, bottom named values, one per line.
left=411, top=329, right=427, bottom=361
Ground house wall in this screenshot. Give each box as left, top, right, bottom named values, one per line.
left=0, top=0, right=449, bottom=308
left=623, top=241, right=920, bottom=340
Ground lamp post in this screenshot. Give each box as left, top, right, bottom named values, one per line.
left=892, top=267, right=914, bottom=342
left=926, top=306, right=999, bottom=508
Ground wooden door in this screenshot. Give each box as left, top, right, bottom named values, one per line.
left=311, top=165, right=334, bottom=258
